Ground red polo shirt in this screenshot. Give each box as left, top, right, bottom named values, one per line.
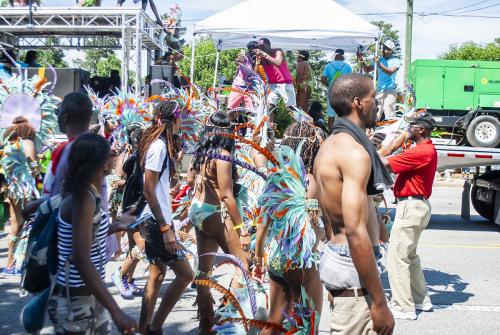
left=387, top=140, right=437, bottom=199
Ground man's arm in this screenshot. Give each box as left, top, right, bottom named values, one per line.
left=378, top=61, right=399, bottom=75
left=339, top=145, right=394, bottom=335
left=340, top=148, right=386, bottom=305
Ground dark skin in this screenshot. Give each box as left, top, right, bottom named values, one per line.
left=139, top=118, right=194, bottom=333
left=313, top=80, right=395, bottom=335
left=23, top=114, right=92, bottom=219
left=321, top=54, right=346, bottom=133
left=59, top=154, right=137, bottom=334
left=359, top=47, right=398, bottom=75
left=380, top=124, right=430, bottom=170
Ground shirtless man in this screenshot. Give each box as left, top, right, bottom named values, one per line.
left=314, top=73, right=394, bottom=335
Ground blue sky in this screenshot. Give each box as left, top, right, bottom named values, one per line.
left=46, top=0, right=499, bottom=61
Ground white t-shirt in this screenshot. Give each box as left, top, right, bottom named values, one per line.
left=141, top=139, right=172, bottom=224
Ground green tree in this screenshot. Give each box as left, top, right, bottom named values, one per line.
left=178, top=38, right=240, bottom=89
left=440, top=39, right=500, bottom=61
left=74, top=49, right=121, bottom=77
left=19, top=38, right=68, bottom=68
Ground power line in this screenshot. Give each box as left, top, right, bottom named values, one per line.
left=438, top=0, right=493, bottom=14
left=441, top=13, right=500, bottom=17
left=451, top=2, right=500, bottom=13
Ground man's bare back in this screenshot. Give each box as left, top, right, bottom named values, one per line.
left=315, top=133, right=379, bottom=245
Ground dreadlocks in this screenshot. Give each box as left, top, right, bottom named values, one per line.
left=137, top=100, right=179, bottom=179
left=281, top=121, right=324, bottom=174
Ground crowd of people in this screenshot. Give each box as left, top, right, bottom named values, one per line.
left=0, top=36, right=438, bottom=335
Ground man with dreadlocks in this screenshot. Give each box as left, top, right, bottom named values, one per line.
left=136, top=100, right=194, bottom=334
left=253, top=121, right=325, bottom=334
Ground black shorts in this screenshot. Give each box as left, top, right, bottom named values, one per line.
left=140, top=218, right=179, bottom=266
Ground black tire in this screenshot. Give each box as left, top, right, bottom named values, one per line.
left=471, top=185, right=494, bottom=221
left=471, top=170, right=500, bottom=222
left=466, top=115, right=500, bottom=148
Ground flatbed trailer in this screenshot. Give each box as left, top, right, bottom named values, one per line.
left=435, top=144, right=500, bottom=224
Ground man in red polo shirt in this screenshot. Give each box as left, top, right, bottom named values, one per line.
left=381, top=112, right=437, bottom=320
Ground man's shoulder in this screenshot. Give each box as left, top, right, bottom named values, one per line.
left=319, top=134, right=369, bottom=163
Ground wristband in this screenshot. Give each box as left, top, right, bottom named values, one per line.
left=253, top=256, right=263, bottom=266
left=159, top=224, right=172, bottom=234
left=233, top=223, right=244, bottom=231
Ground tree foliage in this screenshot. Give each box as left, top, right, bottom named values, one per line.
left=440, top=39, right=500, bottom=61
left=178, top=38, right=240, bottom=89
left=74, top=49, right=121, bottom=77
left=19, top=49, right=68, bottom=68
left=19, top=38, right=68, bottom=68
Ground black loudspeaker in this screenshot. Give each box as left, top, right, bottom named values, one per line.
left=150, top=65, right=174, bottom=96
left=27, top=68, right=90, bottom=98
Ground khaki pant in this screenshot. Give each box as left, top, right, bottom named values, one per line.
left=387, top=199, right=432, bottom=313
left=330, top=295, right=375, bottom=335
left=376, top=90, right=397, bottom=120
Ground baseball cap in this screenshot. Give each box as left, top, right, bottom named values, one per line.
left=383, top=40, right=396, bottom=51
left=334, top=49, right=345, bottom=55
left=404, top=112, right=436, bottom=131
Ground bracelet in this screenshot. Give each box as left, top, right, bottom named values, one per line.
left=253, top=256, right=263, bottom=266
left=233, top=223, right=244, bottom=231
left=159, top=224, right=172, bottom=234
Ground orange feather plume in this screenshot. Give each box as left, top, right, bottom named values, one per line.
left=220, top=318, right=287, bottom=333
left=193, top=279, right=247, bottom=322
left=33, top=77, right=48, bottom=94
left=252, top=116, right=269, bottom=138
left=212, top=132, right=278, bottom=166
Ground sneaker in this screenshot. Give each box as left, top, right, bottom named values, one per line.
left=128, top=279, right=144, bottom=297
left=111, top=269, right=133, bottom=300
left=2, top=267, right=21, bottom=276
left=389, top=303, right=417, bottom=320
left=416, top=302, right=434, bottom=312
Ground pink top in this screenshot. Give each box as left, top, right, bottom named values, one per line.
left=262, top=51, right=293, bottom=84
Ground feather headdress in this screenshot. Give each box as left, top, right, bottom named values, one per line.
left=258, top=142, right=320, bottom=273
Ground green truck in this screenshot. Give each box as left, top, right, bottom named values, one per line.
left=409, top=59, right=500, bottom=148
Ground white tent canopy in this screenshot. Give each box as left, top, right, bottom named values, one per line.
left=193, top=0, right=379, bottom=51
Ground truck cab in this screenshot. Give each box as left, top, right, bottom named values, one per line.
left=409, top=59, right=500, bottom=148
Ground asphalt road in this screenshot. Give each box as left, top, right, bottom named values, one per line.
left=1, top=181, right=500, bottom=334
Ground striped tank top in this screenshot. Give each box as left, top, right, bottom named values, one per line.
left=56, top=193, right=109, bottom=287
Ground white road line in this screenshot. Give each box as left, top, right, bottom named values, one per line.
left=434, top=304, right=500, bottom=312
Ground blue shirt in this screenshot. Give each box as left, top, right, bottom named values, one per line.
left=322, top=61, right=353, bottom=88
left=375, top=57, right=401, bottom=91
left=0, top=64, right=11, bottom=78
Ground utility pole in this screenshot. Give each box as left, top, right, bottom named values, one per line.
left=404, top=0, right=414, bottom=82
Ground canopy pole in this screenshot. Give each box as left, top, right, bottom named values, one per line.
left=373, top=37, right=379, bottom=89
left=189, top=28, right=196, bottom=85
left=212, top=39, right=222, bottom=89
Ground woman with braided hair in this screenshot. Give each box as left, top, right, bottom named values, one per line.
left=253, top=121, right=325, bottom=334
left=136, top=100, right=195, bottom=334
left=189, top=112, right=250, bottom=334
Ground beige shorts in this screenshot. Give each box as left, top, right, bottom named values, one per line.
left=48, top=293, right=110, bottom=335
left=330, top=295, right=375, bottom=335
left=376, top=90, right=397, bottom=119
left=268, top=83, right=296, bottom=106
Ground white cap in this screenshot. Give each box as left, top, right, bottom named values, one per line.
left=383, top=40, right=396, bottom=51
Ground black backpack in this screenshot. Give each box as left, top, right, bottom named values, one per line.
left=20, top=195, right=62, bottom=293
left=121, top=141, right=168, bottom=214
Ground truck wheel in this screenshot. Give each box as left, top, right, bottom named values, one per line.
left=466, top=115, right=500, bottom=148
left=470, top=170, right=499, bottom=222
left=471, top=184, right=494, bottom=221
